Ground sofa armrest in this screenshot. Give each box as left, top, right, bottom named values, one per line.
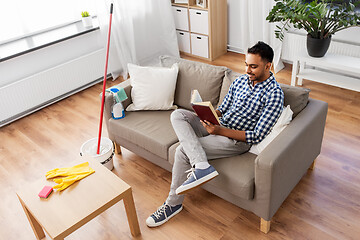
left=253, top=98, right=328, bottom=220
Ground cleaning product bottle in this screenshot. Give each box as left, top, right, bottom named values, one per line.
left=109, top=88, right=125, bottom=119
left=112, top=102, right=125, bottom=119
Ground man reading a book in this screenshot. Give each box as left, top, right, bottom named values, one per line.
left=146, top=41, right=284, bottom=227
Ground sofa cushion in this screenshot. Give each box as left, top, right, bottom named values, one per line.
left=219, top=70, right=310, bottom=117
left=168, top=143, right=256, bottom=199
left=206, top=153, right=257, bottom=200
left=160, top=55, right=227, bottom=111
left=217, top=70, right=240, bottom=108
left=109, top=110, right=178, bottom=159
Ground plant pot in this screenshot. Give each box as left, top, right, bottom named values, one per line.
left=306, top=34, right=331, bottom=58
left=82, top=16, right=93, bottom=28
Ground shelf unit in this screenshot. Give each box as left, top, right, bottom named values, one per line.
left=171, top=0, right=227, bottom=61
left=291, top=53, right=360, bottom=92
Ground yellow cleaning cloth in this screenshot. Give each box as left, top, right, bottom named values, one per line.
left=46, top=162, right=95, bottom=191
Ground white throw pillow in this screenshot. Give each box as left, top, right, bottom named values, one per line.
left=249, top=105, right=293, bottom=155
left=126, top=63, right=179, bottom=111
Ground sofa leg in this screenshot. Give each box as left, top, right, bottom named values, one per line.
left=309, top=159, right=316, bottom=170
left=260, top=218, right=271, bottom=233
left=114, top=142, right=122, bottom=155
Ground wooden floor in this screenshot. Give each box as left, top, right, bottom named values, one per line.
left=1, top=52, right=359, bottom=240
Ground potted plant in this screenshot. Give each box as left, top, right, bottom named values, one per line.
left=81, top=11, right=93, bottom=28
left=266, top=0, right=360, bottom=57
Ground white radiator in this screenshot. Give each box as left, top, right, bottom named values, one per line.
left=281, top=32, right=360, bottom=62
left=0, top=49, right=106, bottom=127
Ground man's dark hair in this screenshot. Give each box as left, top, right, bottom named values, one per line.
left=247, top=41, right=274, bottom=63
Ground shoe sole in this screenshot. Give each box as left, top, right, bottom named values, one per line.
left=146, top=205, right=183, bottom=228
left=176, top=171, right=219, bottom=195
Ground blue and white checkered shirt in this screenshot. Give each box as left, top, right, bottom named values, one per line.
left=217, top=72, right=284, bottom=144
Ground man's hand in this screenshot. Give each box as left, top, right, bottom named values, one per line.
left=200, top=120, right=221, bottom=135
left=201, top=120, right=247, bottom=142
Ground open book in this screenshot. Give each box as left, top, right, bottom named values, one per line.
left=191, top=90, right=220, bottom=125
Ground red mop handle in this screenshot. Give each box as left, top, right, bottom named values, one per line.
left=97, top=3, right=114, bottom=154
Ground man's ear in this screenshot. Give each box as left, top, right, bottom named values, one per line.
left=266, top=62, right=272, bottom=71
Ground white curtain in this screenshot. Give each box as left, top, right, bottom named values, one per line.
left=97, top=0, right=180, bottom=79
left=229, top=0, right=284, bottom=73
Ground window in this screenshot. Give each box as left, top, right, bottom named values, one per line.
left=0, top=0, right=96, bottom=44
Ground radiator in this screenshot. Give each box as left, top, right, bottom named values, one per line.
left=0, top=49, right=106, bottom=127
left=281, top=32, right=360, bottom=62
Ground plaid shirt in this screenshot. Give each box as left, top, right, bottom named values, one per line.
left=217, top=72, right=284, bottom=144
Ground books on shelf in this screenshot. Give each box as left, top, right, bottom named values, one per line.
left=190, top=89, right=220, bottom=125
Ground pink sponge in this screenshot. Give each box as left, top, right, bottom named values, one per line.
left=38, top=186, right=53, bottom=198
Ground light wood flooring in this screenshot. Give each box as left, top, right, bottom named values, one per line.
left=1, top=52, right=359, bottom=239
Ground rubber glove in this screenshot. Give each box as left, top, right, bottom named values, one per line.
left=46, top=162, right=93, bottom=179
left=52, top=170, right=95, bottom=191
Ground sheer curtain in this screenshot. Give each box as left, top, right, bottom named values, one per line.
left=229, top=0, right=284, bottom=73
left=98, top=0, right=179, bottom=79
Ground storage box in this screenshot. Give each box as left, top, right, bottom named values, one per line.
left=191, top=33, right=209, bottom=58
left=189, top=9, right=208, bottom=35
left=172, top=6, right=189, bottom=31
left=176, top=30, right=191, bottom=53
left=174, top=0, right=188, bottom=4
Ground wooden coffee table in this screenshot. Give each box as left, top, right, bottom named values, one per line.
left=16, top=157, right=141, bottom=239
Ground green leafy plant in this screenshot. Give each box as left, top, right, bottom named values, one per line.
left=81, top=11, right=90, bottom=18
left=266, top=0, right=360, bottom=41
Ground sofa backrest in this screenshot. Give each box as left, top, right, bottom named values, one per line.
left=160, top=55, right=227, bottom=110
left=219, top=70, right=311, bottom=118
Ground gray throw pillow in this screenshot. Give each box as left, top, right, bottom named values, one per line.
left=160, top=55, right=227, bottom=110
left=217, top=70, right=241, bottom=108
left=219, top=70, right=310, bottom=118
left=279, top=83, right=310, bottom=117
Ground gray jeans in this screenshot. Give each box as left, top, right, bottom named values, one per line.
left=166, top=109, right=250, bottom=206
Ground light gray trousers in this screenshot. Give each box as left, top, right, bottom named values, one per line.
left=166, top=109, right=250, bottom=206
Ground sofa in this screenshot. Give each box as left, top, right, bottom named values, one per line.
left=103, top=56, right=328, bottom=233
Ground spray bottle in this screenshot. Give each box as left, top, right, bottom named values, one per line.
left=108, top=87, right=127, bottom=119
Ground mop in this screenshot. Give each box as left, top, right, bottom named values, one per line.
left=40, top=4, right=116, bottom=195
left=97, top=3, right=114, bottom=155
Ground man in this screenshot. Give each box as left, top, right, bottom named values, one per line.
left=146, top=41, right=284, bottom=227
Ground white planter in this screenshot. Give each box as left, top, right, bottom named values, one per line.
left=82, top=16, right=93, bottom=28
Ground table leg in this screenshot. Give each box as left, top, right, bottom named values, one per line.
left=291, top=59, right=299, bottom=86
left=298, top=60, right=305, bottom=86
left=123, top=188, right=141, bottom=237
left=17, top=194, right=45, bottom=240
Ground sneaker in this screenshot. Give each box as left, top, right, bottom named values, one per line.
left=146, top=203, right=183, bottom=227
left=175, top=165, right=219, bottom=195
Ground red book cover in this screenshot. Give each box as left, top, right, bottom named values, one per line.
left=192, top=103, right=220, bottom=125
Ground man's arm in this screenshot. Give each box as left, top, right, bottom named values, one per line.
left=215, top=110, right=222, bottom=117
left=244, top=89, right=284, bottom=144
left=201, top=120, right=246, bottom=142
left=203, top=88, right=284, bottom=143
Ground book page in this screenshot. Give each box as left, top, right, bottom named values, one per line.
left=190, top=89, right=203, bottom=104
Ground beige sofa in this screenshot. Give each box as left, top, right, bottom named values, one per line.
left=103, top=56, right=328, bottom=233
